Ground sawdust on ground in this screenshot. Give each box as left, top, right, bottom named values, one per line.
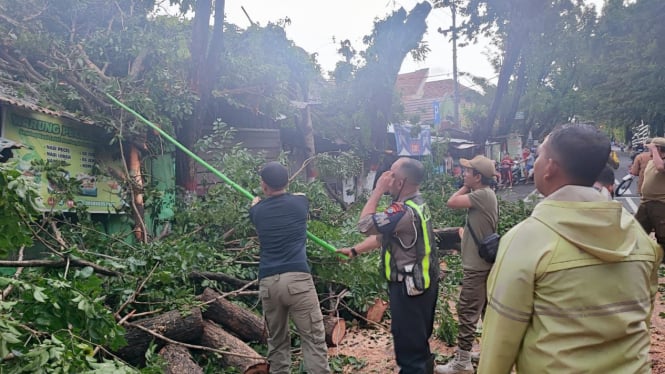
left=328, top=276, right=665, bottom=374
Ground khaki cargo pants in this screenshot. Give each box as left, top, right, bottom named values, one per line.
left=260, top=272, right=330, bottom=374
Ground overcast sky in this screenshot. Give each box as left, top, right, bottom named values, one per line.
left=225, top=1, right=606, bottom=88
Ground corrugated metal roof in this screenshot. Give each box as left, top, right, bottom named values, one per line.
left=0, top=92, right=94, bottom=124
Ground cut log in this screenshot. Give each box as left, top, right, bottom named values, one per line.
left=323, top=315, right=346, bottom=347
left=115, top=308, right=204, bottom=366
left=189, top=271, right=257, bottom=289
left=434, top=227, right=462, bottom=253
left=365, top=298, right=389, bottom=323
left=159, top=344, right=203, bottom=374
left=201, top=320, right=269, bottom=374
left=199, top=287, right=267, bottom=343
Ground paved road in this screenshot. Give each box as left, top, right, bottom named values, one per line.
left=614, top=149, right=640, bottom=214
left=496, top=147, right=641, bottom=214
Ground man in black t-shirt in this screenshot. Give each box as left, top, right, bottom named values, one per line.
left=249, top=162, right=330, bottom=374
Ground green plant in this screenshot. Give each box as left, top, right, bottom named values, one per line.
left=0, top=272, right=130, bottom=373
left=328, top=354, right=367, bottom=373
left=0, top=161, right=41, bottom=258
left=434, top=254, right=463, bottom=346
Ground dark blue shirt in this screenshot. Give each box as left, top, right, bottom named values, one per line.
left=249, top=193, right=310, bottom=279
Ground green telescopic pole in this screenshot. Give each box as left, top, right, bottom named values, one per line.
left=105, top=93, right=341, bottom=255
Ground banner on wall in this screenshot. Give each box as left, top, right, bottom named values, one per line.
left=507, top=133, right=523, bottom=158
left=393, top=124, right=431, bottom=156
left=3, top=109, right=124, bottom=213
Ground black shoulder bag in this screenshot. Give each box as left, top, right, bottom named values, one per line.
left=466, top=205, right=500, bottom=263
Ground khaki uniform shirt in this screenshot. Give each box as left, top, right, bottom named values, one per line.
left=631, top=152, right=651, bottom=194
left=641, top=160, right=665, bottom=203
left=461, top=187, right=498, bottom=271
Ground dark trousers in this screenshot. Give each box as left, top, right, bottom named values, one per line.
left=457, top=269, right=490, bottom=351
left=389, top=281, right=438, bottom=374
left=635, top=200, right=665, bottom=251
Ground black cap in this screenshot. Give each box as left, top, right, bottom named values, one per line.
left=260, top=161, right=288, bottom=189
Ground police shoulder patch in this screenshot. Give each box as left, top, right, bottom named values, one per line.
left=386, top=202, right=404, bottom=216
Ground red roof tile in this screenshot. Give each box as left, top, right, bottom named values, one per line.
left=395, top=68, right=428, bottom=99
left=423, top=80, right=456, bottom=99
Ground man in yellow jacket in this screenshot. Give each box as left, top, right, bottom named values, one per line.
left=478, top=124, right=662, bottom=373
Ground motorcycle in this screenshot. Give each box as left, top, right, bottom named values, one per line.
left=511, top=161, right=528, bottom=185
left=615, top=174, right=636, bottom=197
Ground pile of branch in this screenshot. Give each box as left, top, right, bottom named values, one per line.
left=114, top=286, right=348, bottom=372
left=114, top=288, right=269, bottom=373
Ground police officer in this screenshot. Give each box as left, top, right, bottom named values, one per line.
left=339, top=157, right=438, bottom=374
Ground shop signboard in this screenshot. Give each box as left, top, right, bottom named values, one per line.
left=2, top=108, right=124, bottom=213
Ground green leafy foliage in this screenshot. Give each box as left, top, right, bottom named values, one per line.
left=434, top=254, right=462, bottom=346
left=0, top=273, right=129, bottom=373
left=0, top=162, right=40, bottom=256
left=328, top=354, right=367, bottom=372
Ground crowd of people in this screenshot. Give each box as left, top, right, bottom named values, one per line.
left=248, top=124, right=664, bottom=374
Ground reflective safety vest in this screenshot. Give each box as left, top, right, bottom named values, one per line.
left=381, top=199, right=436, bottom=291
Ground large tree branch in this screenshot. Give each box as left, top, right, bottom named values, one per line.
left=128, top=49, right=148, bottom=80
left=76, top=44, right=111, bottom=82
left=1, top=245, right=25, bottom=301
left=0, top=10, right=22, bottom=29
left=37, top=60, right=113, bottom=110
left=0, top=259, right=119, bottom=276
left=122, top=320, right=266, bottom=360
left=0, top=49, right=46, bottom=84
left=0, top=76, right=40, bottom=97
left=189, top=271, right=257, bottom=289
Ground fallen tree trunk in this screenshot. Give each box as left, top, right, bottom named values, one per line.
left=323, top=315, right=346, bottom=347
left=115, top=308, right=204, bottom=366
left=189, top=271, right=257, bottom=289
left=159, top=344, right=203, bottom=374
left=199, top=288, right=267, bottom=343
left=433, top=227, right=462, bottom=253
left=200, top=320, right=269, bottom=374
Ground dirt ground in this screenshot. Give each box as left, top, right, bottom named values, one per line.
left=329, top=276, right=665, bottom=374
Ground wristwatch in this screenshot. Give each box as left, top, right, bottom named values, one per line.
left=350, top=247, right=358, bottom=258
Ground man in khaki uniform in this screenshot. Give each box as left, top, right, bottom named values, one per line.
left=635, top=137, right=665, bottom=250
left=478, top=124, right=661, bottom=373
left=630, top=138, right=652, bottom=195
left=436, top=155, right=497, bottom=374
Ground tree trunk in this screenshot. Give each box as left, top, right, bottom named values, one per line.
left=498, top=54, right=528, bottom=136
left=115, top=308, right=204, bottom=366
left=323, top=315, right=346, bottom=347
left=480, top=31, right=524, bottom=143
left=301, top=101, right=317, bottom=182
left=433, top=227, right=462, bottom=251
left=128, top=143, right=145, bottom=242
left=159, top=344, right=203, bottom=374
left=363, top=2, right=432, bottom=154
left=177, top=0, right=226, bottom=193
left=365, top=298, right=389, bottom=323
left=199, top=287, right=267, bottom=343
left=200, top=320, right=269, bottom=374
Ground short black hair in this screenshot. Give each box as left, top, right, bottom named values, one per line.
left=260, top=161, right=289, bottom=189
left=472, top=168, right=495, bottom=186
left=596, top=164, right=615, bottom=186
left=397, top=158, right=425, bottom=185
left=547, top=124, right=610, bottom=186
